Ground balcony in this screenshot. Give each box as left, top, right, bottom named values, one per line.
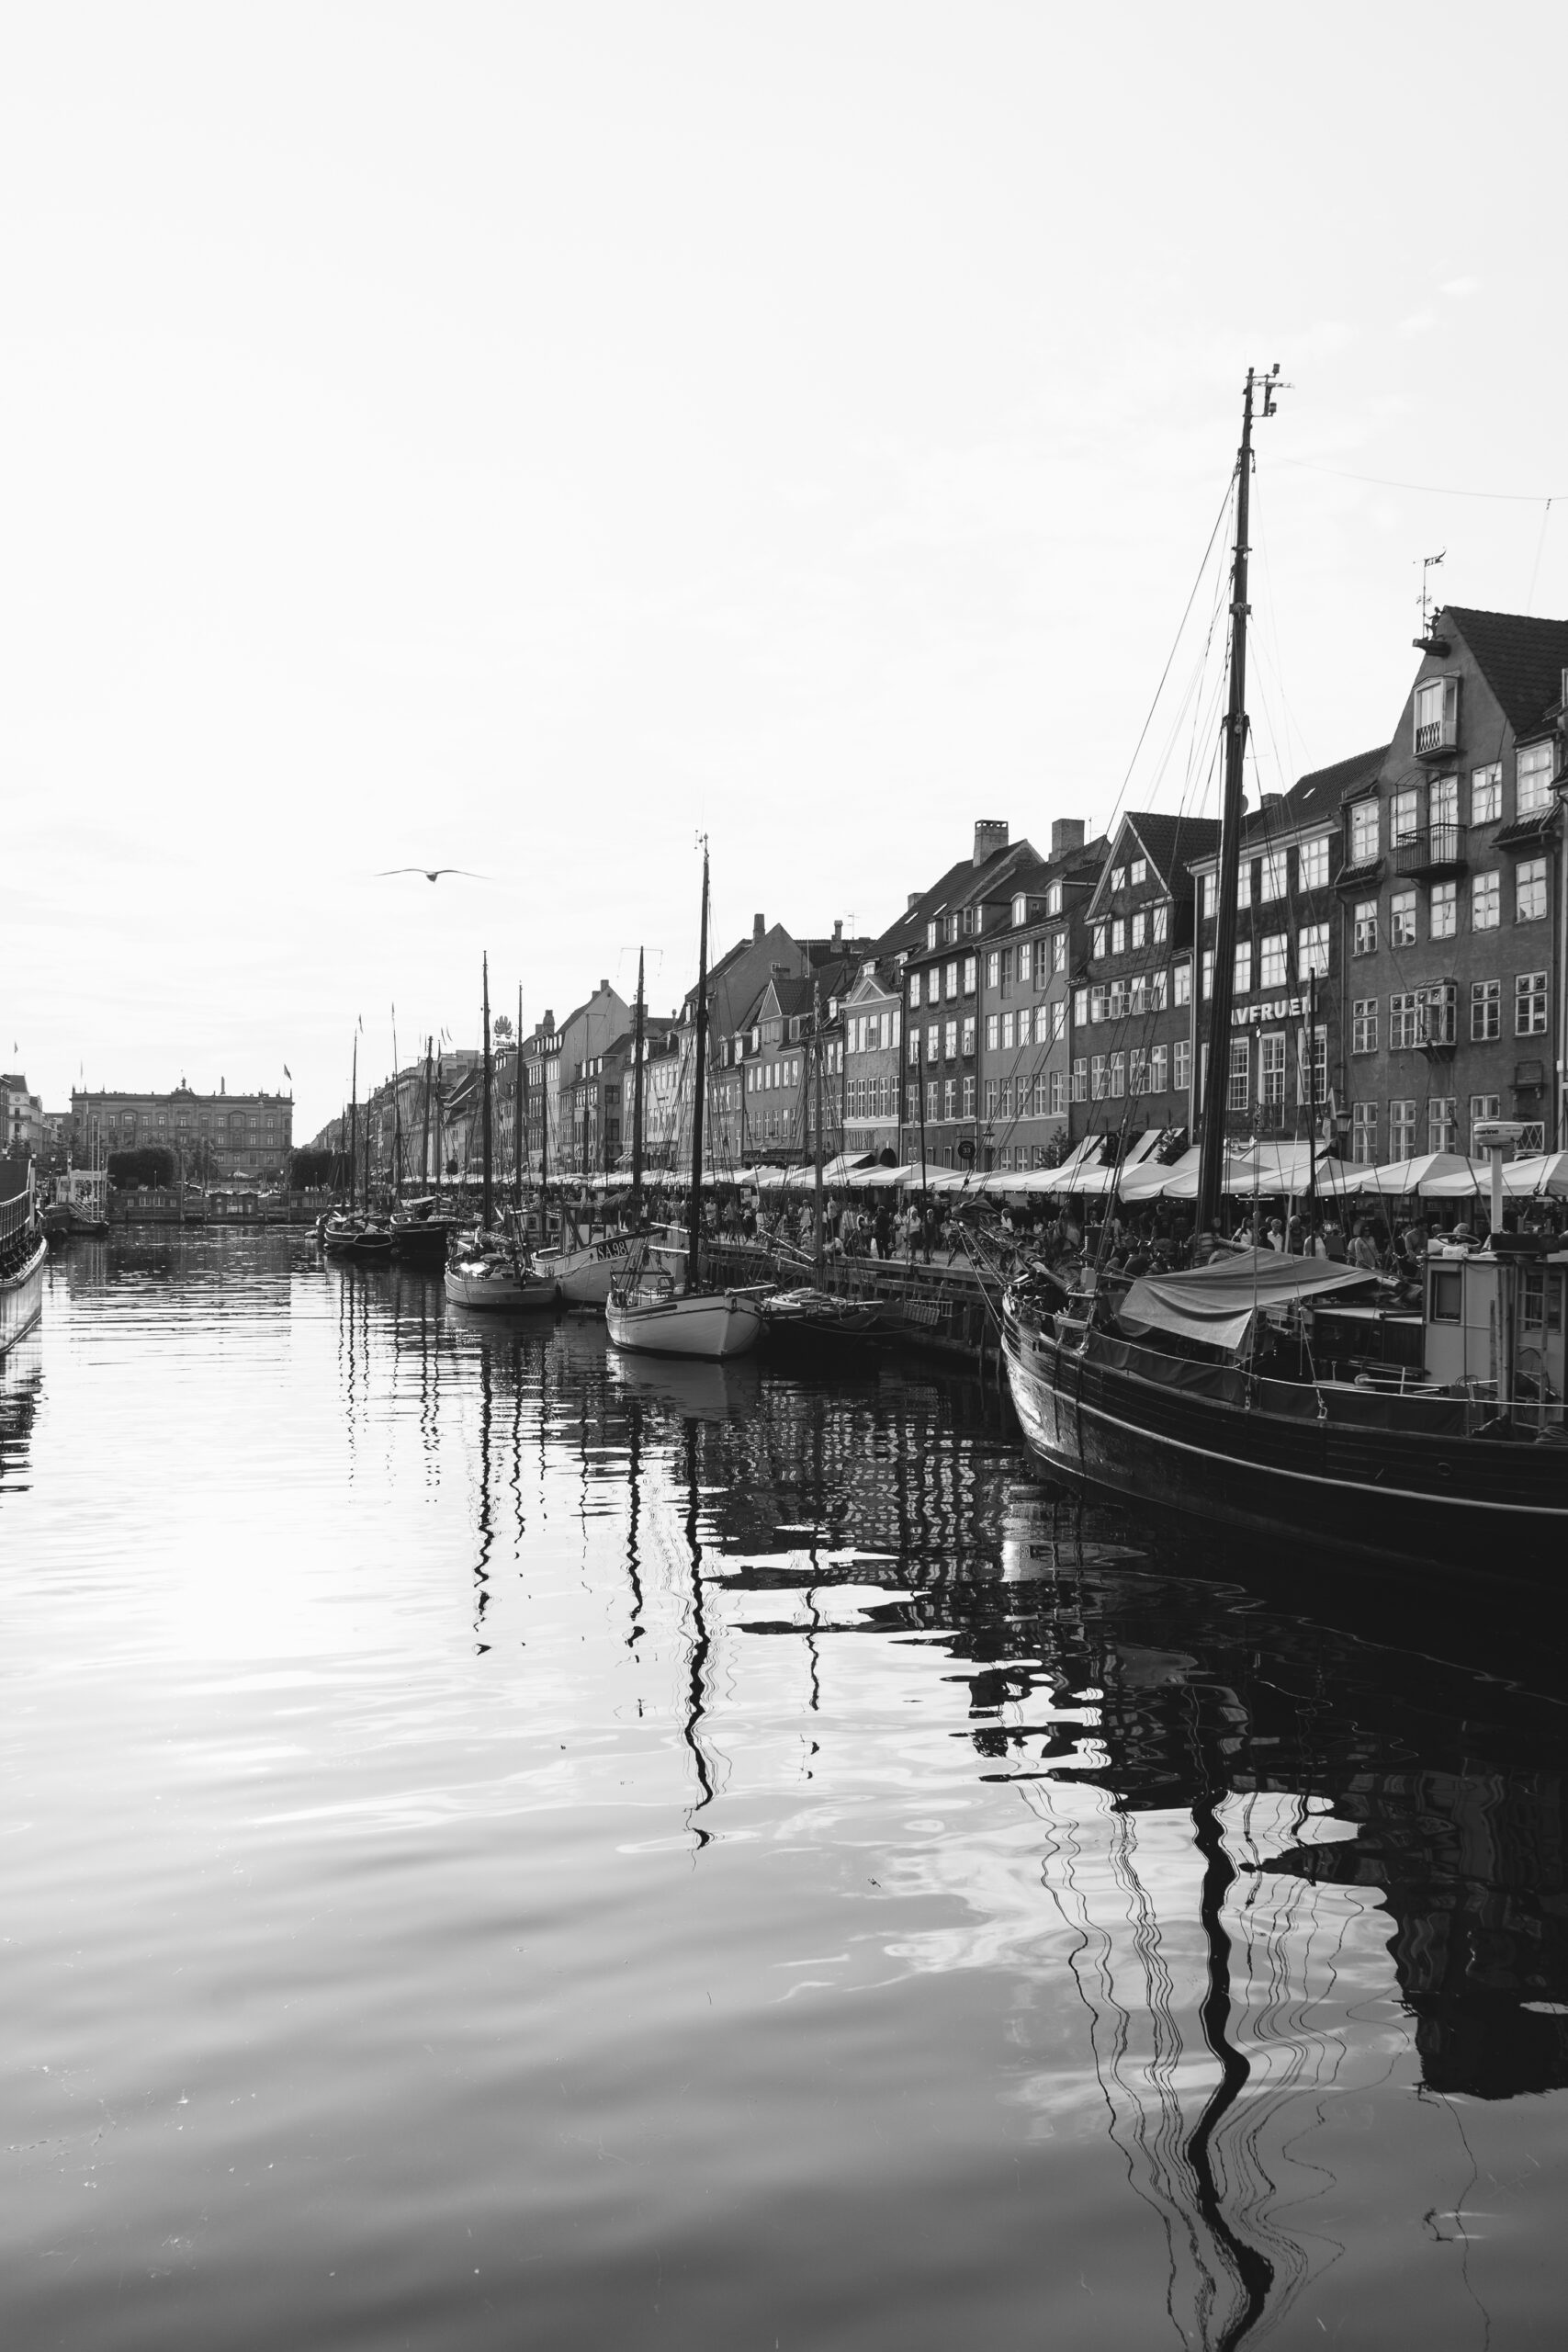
left=1393, top=821, right=1467, bottom=879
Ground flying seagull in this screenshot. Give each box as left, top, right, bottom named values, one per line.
left=376, top=867, right=488, bottom=884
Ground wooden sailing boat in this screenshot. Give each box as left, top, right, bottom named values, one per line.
left=446, top=954, right=556, bottom=1310
left=607, top=847, right=766, bottom=1359
left=1001, top=367, right=1568, bottom=1578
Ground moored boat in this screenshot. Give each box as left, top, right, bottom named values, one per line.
left=1, top=1169, right=46, bottom=1357
left=541, top=1232, right=635, bottom=1308
left=445, top=1251, right=558, bottom=1310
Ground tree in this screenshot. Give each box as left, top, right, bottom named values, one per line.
left=108, top=1147, right=175, bottom=1189
left=289, top=1148, right=336, bottom=1190
left=492, top=1012, right=513, bottom=1042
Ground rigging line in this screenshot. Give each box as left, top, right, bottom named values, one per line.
left=1278, top=456, right=1565, bottom=504
left=1525, top=497, right=1553, bottom=616
left=1100, top=476, right=1235, bottom=842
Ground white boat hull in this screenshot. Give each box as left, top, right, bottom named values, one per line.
left=446, top=1263, right=558, bottom=1311
left=538, top=1236, right=633, bottom=1309
left=605, top=1289, right=762, bottom=1360
left=0, top=1238, right=47, bottom=1356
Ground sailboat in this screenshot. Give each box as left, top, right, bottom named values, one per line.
left=607, top=847, right=767, bottom=1360
left=446, top=955, right=557, bottom=1311
left=0, top=1163, right=46, bottom=1355
left=1001, top=367, right=1568, bottom=1578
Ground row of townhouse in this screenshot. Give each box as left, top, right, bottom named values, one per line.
left=384, top=601, right=1566, bottom=1188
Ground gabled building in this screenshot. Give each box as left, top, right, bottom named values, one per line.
left=841, top=962, right=905, bottom=1163
left=974, top=820, right=1107, bottom=1170
left=1189, top=751, right=1376, bottom=1152
left=1069, top=812, right=1219, bottom=1149
left=1330, top=605, right=1568, bottom=1160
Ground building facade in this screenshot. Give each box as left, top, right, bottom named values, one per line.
left=1069, top=813, right=1216, bottom=1157
left=841, top=964, right=904, bottom=1162
left=1330, top=607, right=1568, bottom=1161
left=73, top=1082, right=294, bottom=1181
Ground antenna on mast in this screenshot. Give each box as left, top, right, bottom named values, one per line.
left=1416, top=550, right=1448, bottom=649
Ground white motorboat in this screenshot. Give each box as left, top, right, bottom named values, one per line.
left=605, top=1267, right=763, bottom=1359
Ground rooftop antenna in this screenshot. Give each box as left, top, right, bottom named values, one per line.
left=1416, top=550, right=1447, bottom=649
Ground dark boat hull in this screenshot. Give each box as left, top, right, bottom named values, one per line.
left=1002, top=1306, right=1568, bottom=1582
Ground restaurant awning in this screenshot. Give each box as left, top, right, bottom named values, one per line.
left=1119, top=1249, right=1376, bottom=1355
left=1347, top=1151, right=1489, bottom=1198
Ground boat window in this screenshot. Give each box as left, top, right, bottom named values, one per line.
left=1429, top=1269, right=1462, bottom=1324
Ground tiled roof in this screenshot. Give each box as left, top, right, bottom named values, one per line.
left=1122, top=811, right=1223, bottom=888
left=1495, top=808, right=1561, bottom=852
left=1445, top=607, right=1568, bottom=738
left=1281, top=744, right=1385, bottom=815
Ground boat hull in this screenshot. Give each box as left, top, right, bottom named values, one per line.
left=606, top=1291, right=762, bottom=1360
left=0, top=1238, right=47, bottom=1357
left=446, top=1264, right=558, bottom=1311
left=539, top=1237, right=633, bottom=1309
left=1002, top=1306, right=1568, bottom=1582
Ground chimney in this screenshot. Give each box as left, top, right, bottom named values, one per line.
left=1050, top=817, right=1085, bottom=858
left=753, top=912, right=765, bottom=942
left=832, top=918, right=842, bottom=948
left=599, top=978, right=608, bottom=996
left=907, top=891, right=920, bottom=911
left=973, top=818, right=1009, bottom=866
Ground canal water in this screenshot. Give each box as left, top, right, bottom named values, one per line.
left=4, top=1231, right=1565, bottom=2350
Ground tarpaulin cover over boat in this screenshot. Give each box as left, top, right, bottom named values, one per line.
left=1117, top=1248, right=1375, bottom=1355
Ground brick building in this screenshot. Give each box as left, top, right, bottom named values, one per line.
left=1330, top=606, right=1568, bottom=1161
left=973, top=820, right=1106, bottom=1170
left=1070, top=812, right=1218, bottom=1153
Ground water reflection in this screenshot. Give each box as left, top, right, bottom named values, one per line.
left=5, top=1234, right=1563, bottom=2351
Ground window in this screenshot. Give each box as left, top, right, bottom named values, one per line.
left=1236, top=861, right=1253, bottom=910
left=1429, top=880, right=1456, bottom=939
left=1430, top=1267, right=1463, bottom=1324
left=1234, top=941, right=1252, bottom=995
left=1001, top=1011, right=1015, bottom=1050
left=1391, top=889, right=1416, bottom=947
left=986, top=950, right=1000, bottom=989
left=926, top=922, right=939, bottom=952
left=945, top=960, right=959, bottom=1000
left=1471, top=763, right=1502, bottom=825
left=1414, top=673, right=1458, bottom=755
left=1048, top=1069, right=1065, bottom=1115
left=1091, top=1056, right=1108, bottom=1100
left=1469, top=1092, right=1500, bottom=1126
left=1127, top=974, right=1146, bottom=1016
left=1051, top=932, right=1066, bottom=973
left=1472, top=871, right=1499, bottom=930
left=1297, top=1023, right=1327, bottom=1105
left=942, top=1080, right=955, bottom=1121
left=1129, top=1048, right=1148, bottom=1095
left=1260, top=933, right=1288, bottom=989
left=1090, top=924, right=1107, bottom=961
left=1298, top=923, right=1329, bottom=979
left=1012, top=894, right=1029, bottom=927
left=1429, top=775, right=1460, bottom=831
left=1153, top=902, right=1168, bottom=944
left=1517, top=971, right=1548, bottom=1035
left=1260, top=849, right=1287, bottom=902
left=962, top=955, right=976, bottom=993
left=1150, top=1044, right=1168, bottom=1093
left=1110, top=1053, right=1125, bottom=1098
left=1517, top=858, right=1547, bottom=922
left=1299, top=836, right=1330, bottom=890
left=1173, top=962, right=1191, bottom=1008
left=927, top=1022, right=940, bottom=1062
left=1109, top=980, right=1127, bottom=1022
left=926, top=1081, right=939, bottom=1123
left=962, top=1076, right=975, bottom=1117
left=1352, top=998, right=1378, bottom=1054
left=1390, top=1100, right=1416, bottom=1160
left=1200, top=870, right=1217, bottom=919
left=1131, top=910, right=1146, bottom=949
left=1089, top=984, right=1109, bottom=1023
left=1517, top=741, right=1553, bottom=815
left=1111, top=865, right=1126, bottom=891
left=1522, top=1266, right=1562, bottom=1333
left=1149, top=970, right=1168, bottom=1011
left=1130, top=856, right=1147, bottom=885
left=1046, top=883, right=1063, bottom=916
left=1392, top=787, right=1418, bottom=843
left=1073, top=986, right=1089, bottom=1026
left=1353, top=899, right=1378, bottom=956
left=1351, top=1102, right=1378, bottom=1163
left=1017, top=941, right=1032, bottom=982
left=1201, top=949, right=1214, bottom=1000
left=1226, top=1036, right=1249, bottom=1112
left=1471, top=979, right=1500, bottom=1042
left=1349, top=798, right=1379, bottom=865
left=1428, top=1098, right=1457, bottom=1153
left=1174, top=1038, right=1191, bottom=1093
left=1071, top=1058, right=1087, bottom=1102
left=909, top=971, right=921, bottom=1010
left=984, top=1013, right=998, bottom=1050
left=908, top=1030, right=921, bottom=1068
left=1260, top=1032, right=1286, bottom=1105
left=1419, top=981, right=1457, bottom=1046
left=961, top=1016, right=976, bottom=1055
left=1111, top=919, right=1126, bottom=956
left=1391, top=992, right=1418, bottom=1049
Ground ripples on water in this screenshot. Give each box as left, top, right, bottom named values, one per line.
left=3, top=1232, right=1565, bottom=2349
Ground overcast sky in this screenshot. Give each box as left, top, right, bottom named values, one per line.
left=5, top=2, right=1564, bottom=1135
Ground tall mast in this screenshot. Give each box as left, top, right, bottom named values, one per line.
left=480, top=954, right=494, bottom=1230
left=813, top=982, right=826, bottom=1283
left=631, top=946, right=646, bottom=1226
left=513, top=987, right=525, bottom=1216
left=1195, top=364, right=1281, bottom=1242
left=684, top=844, right=710, bottom=1295
left=350, top=1035, right=358, bottom=1212
left=421, top=1036, right=432, bottom=1190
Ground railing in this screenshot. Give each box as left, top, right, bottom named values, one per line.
left=1415, top=716, right=1458, bottom=757
left=1393, top=821, right=1467, bottom=877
